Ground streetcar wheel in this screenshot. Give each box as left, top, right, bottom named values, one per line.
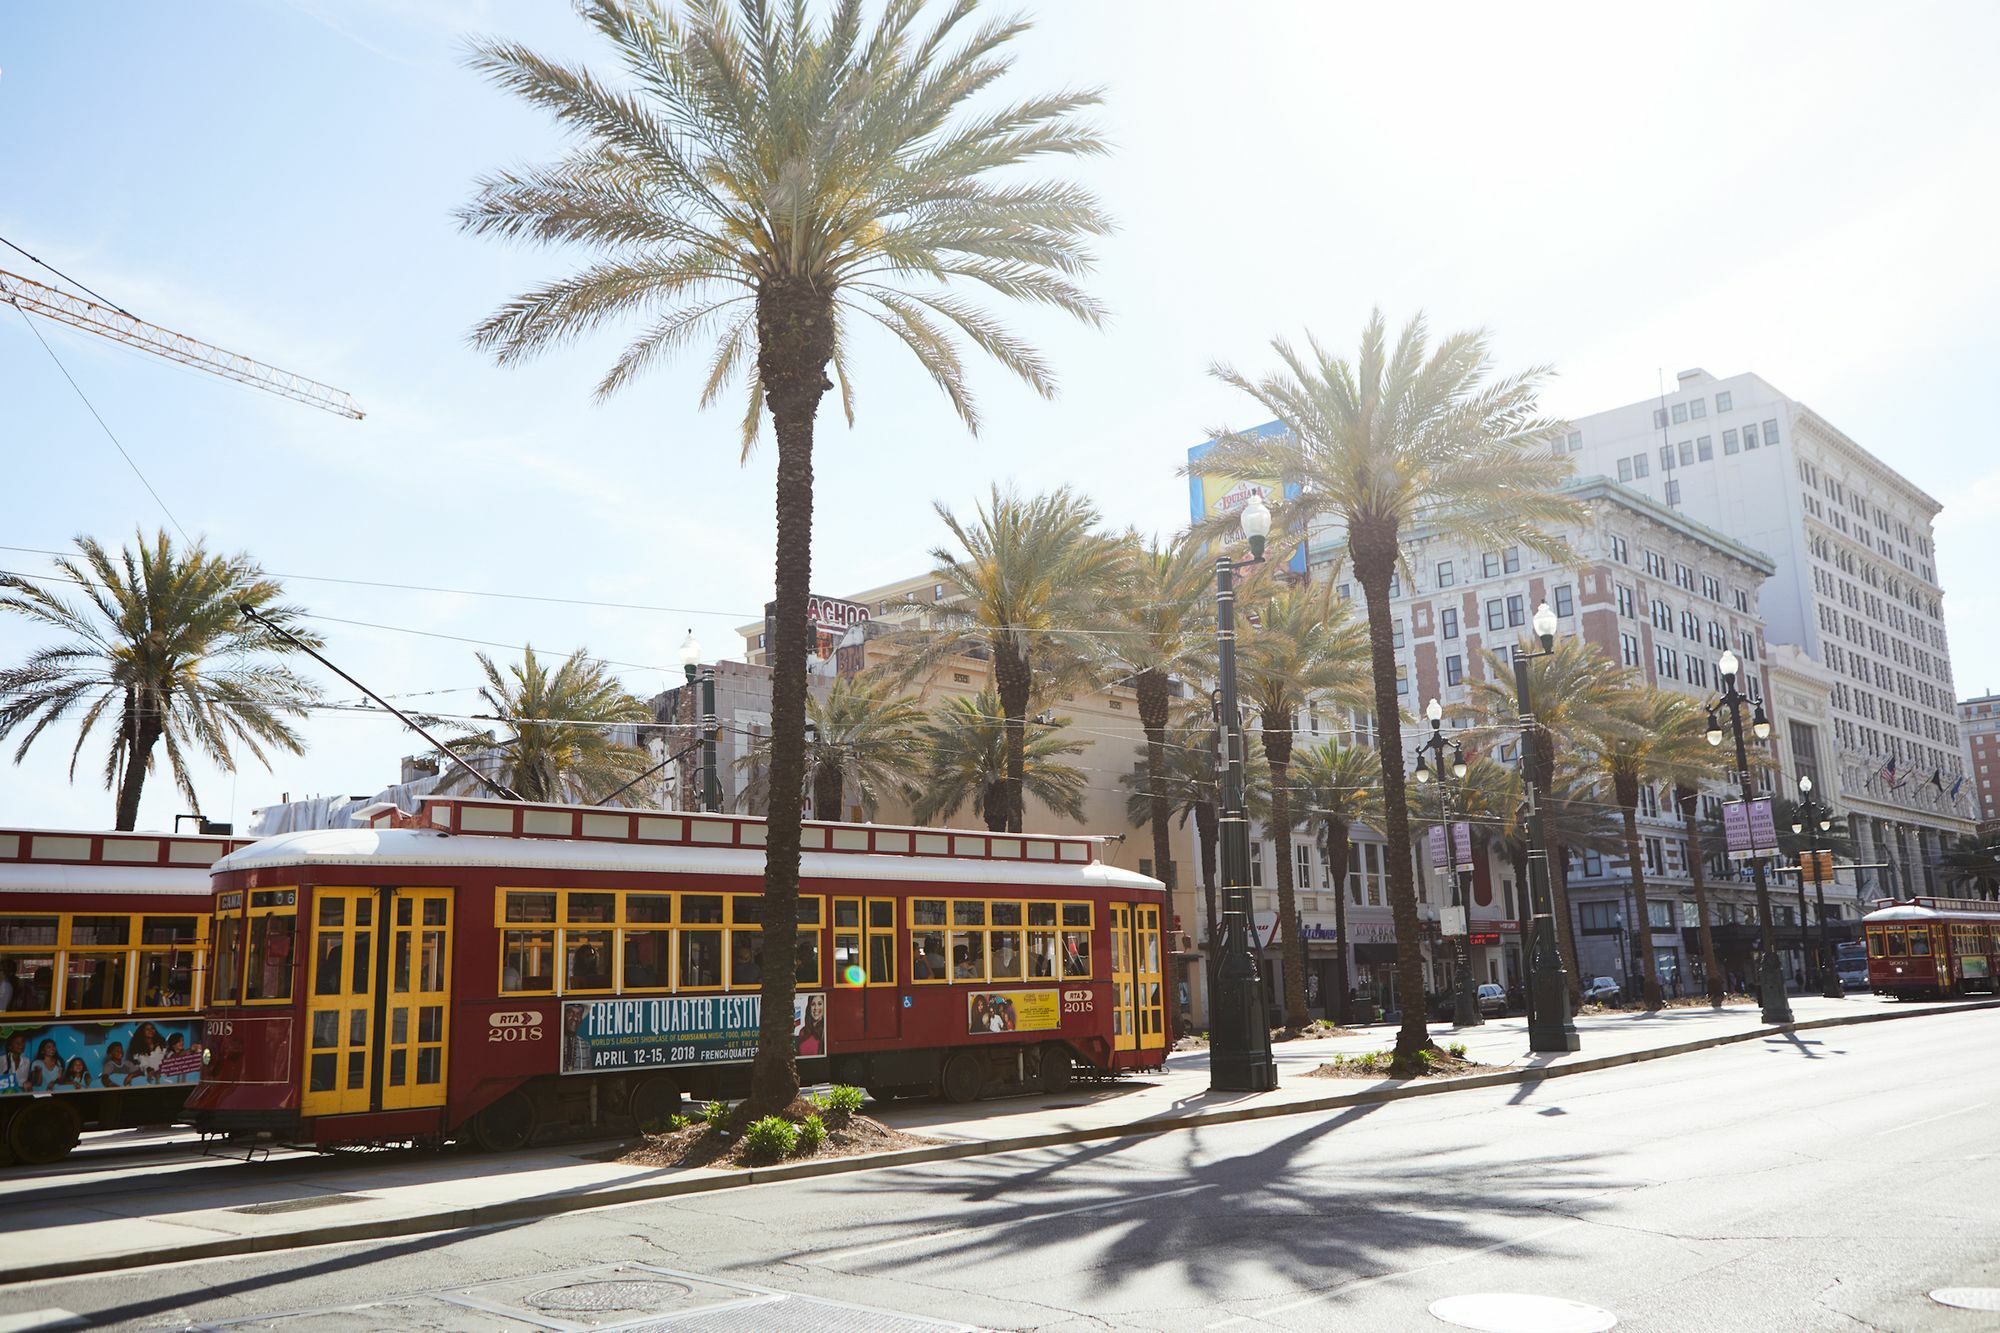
left=469, top=1089, right=538, bottom=1152
left=629, top=1076, right=684, bottom=1134
left=941, top=1052, right=984, bottom=1105
left=1038, top=1045, right=1074, bottom=1094
left=865, top=1087, right=897, bottom=1106
left=7, top=1098, right=81, bottom=1165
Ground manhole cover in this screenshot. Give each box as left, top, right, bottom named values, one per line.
left=1931, top=1288, right=2000, bottom=1312
left=528, top=1279, right=695, bottom=1313
left=1429, top=1293, right=1617, bottom=1332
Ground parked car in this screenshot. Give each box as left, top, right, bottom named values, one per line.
left=1476, top=983, right=1509, bottom=1018
left=1582, top=976, right=1622, bottom=1005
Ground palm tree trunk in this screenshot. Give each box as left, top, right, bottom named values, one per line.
left=994, top=639, right=1030, bottom=834
left=1136, top=672, right=1177, bottom=902
left=1352, top=529, right=1434, bottom=1068
left=812, top=765, right=843, bottom=823
left=1618, top=796, right=1662, bottom=1011
left=746, top=277, right=834, bottom=1117
left=1327, top=821, right=1352, bottom=1027
left=982, top=780, right=1009, bottom=832
left=1679, top=785, right=1725, bottom=1008
left=114, top=709, right=162, bottom=833
left=1263, top=725, right=1306, bottom=1032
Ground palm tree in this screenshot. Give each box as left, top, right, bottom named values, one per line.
left=1236, top=577, right=1368, bottom=1032
left=1465, top=636, right=1632, bottom=1005
left=1194, top=313, right=1577, bottom=1067
left=1291, top=740, right=1382, bottom=1026
left=0, top=531, right=320, bottom=830
left=911, top=690, right=1088, bottom=831
left=1674, top=783, right=1729, bottom=1006
left=897, top=485, right=1123, bottom=831
left=442, top=647, right=654, bottom=802
left=738, top=674, right=925, bottom=820
left=459, top=0, right=1111, bottom=1113
left=1940, top=833, right=2000, bottom=900
left=1103, top=533, right=1215, bottom=922
left=1591, top=687, right=1717, bottom=1010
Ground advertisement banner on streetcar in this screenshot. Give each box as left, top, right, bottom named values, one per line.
left=559, top=992, right=826, bottom=1074
left=0, top=1018, right=204, bottom=1095
left=967, top=989, right=1061, bottom=1034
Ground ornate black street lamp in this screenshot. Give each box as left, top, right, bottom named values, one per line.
left=1209, top=493, right=1279, bottom=1092
left=1704, top=648, right=1791, bottom=1023
left=1794, top=774, right=1842, bottom=998
left=1515, top=603, right=1580, bottom=1052
left=1414, top=698, right=1479, bottom=1027
left=679, top=630, right=721, bottom=813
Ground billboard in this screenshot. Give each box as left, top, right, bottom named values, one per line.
left=761, top=595, right=872, bottom=663
left=968, top=989, right=1061, bottom=1034
left=1187, top=425, right=1308, bottom=574
left=0, top=1018, right=204, bottom=1095
left=559, top=993, right=826, bottom=1073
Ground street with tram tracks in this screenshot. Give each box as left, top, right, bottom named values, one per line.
left=2, top=1003, right=1996, bottom=1331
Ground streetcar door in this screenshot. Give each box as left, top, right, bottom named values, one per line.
left=304, top=888, right=376, bottom=1117
left=1110, top=903, right=1137, bottom=1052
left=381, top=889, right=453, bottom=1111
left=1134, top=904, right=1165, bottom=1050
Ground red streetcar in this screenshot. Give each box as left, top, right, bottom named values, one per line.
left=1861, top=896, right=2000, bottom=999
left=1, top=826, right=246, bottom=1163
left=189, top=796, right=1169, bottom=1151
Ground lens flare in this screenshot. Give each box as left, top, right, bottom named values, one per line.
left=843, top=964, right=868, bottom=986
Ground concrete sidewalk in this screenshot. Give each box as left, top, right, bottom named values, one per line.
left=1, top=992, right=1988, bottom=1285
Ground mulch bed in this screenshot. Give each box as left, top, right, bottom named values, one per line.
left=618, top=1098, right=941, bottom=1171
left=1304, top=1050, right=1502, bottom=1080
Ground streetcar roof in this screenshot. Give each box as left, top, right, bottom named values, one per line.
left=0, top=862, right=217, bottom=896
left=214, top=826, right=1167, bottom=891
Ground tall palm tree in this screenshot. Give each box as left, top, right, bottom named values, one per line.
left=911, top=690, right=1088, bottom=831
left=1103, top=533, right=1216, bottom=922
left=459, top=0, right=1111, bottom=1112
left=442, top=646, right=654, bottom=803
left=1236, top=577, right=1368, bottom=1031
left=1940, top=833, right=2000, bottom=900
left=1291, top=740, right=1382, bottom=1026
left=0, top=531, right=320, bottom=830
left=1591, top=687, right=1717, bottom=1010
left=1465, top=636, right=1632, bottom=1005
left=1193, top=313, right=1577, bottom=1066
left=896, top=485, right=1123, bottom=831
left=1674, top=783, right=1729, bottom=1006
left=738, top=674, right=925, bottom=819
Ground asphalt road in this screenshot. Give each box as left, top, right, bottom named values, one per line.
left=3, top=1008, right=1997, bottom=1331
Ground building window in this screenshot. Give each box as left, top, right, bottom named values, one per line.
left=1723, top=428, right=1739, bottom=455
left=1701, top=574, right=1722, bottom=601
left=1446, top=654, right=1463, bottom=686
left=1396, top=664, right=1409, bottom=696
left=1436, top=560, right=1455, bottom=587
left=1482, top=551, right=1500, bottom=577
left=1655, top=644, right=1679, bottom=679
left=1442, top=607, right=1459, bottom=639
left=1610, top=535, right=1628, bottom=564
left=1618, top=457, right=1633, bottom=482
left=1671, top=402, right=1688, bottom=424
left=1697, top=436, right=1713, bottom=461
left=1486, top=600, right=1505, bottom=631
left=1620, top=632, right=1641, bottom=667
left=1634, top=453, right=1650, bottom=478
left=1503, top=547, right=1521, bottom=574
left=1689, top=398, right=1707, bottom=420
left=1762, top=418, right=1780, bottom=446
left=1678, top=440, right=1695, bottom=466
left=1716, top=390, right=1733, bottom=412
left=1653, top=408, right=1668, bottom=429
left=1743, top=423, right=1759, bottom=449
left=1790, top=720, right=1821, bottom=791
left=1392, top=620, right=1405, bottom=650
left=1666, top=479, right=1682, bottom=506
left=1616, top=585, right=1634, bottom=618
left=1507, top=594, right=1525, bottom=627
left=1579, top=901, right=1619, bottom=931
left=1567, top=430, right=1583, bottom=452
left=1687, top=656, right=1709, bottom=689
left=1553, top=585, right=1574, bottom=618
left=1248, top=842, right=1264, bottom=889
left=1297, top=844, right=1313, bottom=890
left=1659, top=444, right=1675, bottom=472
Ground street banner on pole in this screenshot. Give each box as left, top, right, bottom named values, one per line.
left=1428, top=822, right=1474, bottom=869
left=1722, top=797, right=1779, bottom=859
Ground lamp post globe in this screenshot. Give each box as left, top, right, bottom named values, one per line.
left=1239, top=491, right=1272, bottom=562
left=1532, top=601, right=1559, bottom=650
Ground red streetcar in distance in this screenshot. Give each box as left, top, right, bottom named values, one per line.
left=1, top=827, right=246, bottom=1163
left=189, top=796, right=1169, bottom=1152
left=1861, top=896, right=2000, bottom=999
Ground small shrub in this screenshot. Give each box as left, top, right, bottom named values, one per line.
left=818, top=1084, right=866, bottom=1117
left=701, top=1099, right=733, bottom=1132
left=663, top=1113, right=692, bottom=1132
left=742, top=1114, right=799, bottom=1161
left=1447, top=1042, right=1468, bottom=1060
left=795, top=1112, right=828, bottom=1155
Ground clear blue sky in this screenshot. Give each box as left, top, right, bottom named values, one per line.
left=5, top=1, right=1998, bottom=832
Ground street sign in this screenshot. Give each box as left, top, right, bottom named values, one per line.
left=1428, top=822, right=1474, bottom=869
left=1722, top=797, right=1779, bottom=859
left=1441, top=905, right=1468, bottom=937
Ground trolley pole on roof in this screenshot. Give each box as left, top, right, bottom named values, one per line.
left=1208, top=495, right=1277, bottom=1093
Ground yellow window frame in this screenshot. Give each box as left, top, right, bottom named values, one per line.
left=0, top=910, right=61, bottom=1018
left=60, top=912, right=137, bottom=1015
left=239, top=889, right=301, bottom=1007
left=135, top=912, right=209, bottom=1013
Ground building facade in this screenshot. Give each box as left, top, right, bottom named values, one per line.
left=1961, top=692, right=2000, bottom=831
left=1555, top=369, right=1977, bottom=897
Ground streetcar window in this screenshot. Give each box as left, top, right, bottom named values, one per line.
left=866, top=900, right=896, bottom=986
left=212, top=914, right=244, bottom=1004
left=795, top=930, right=821, bottom=987
left=911, top=927, right=947, bottom=982
left=835, top=899, right=861, bottom=930
left=1062, top=928, right=1092, bottom=979
left=1027, top=926, right=1057, bottom=978
left=797, top=896, right=822, bottom=926
left=1028, top=903, right=1057, bottom=928
left=566, top=931, right=613, bottom=992
left=628, top=894, right=672, bottom=924
left=1886, top=929, right=1906, bottom=956
left=951, top=929, right=985, bottom=981
left=63, top=918, right=131, bottom=1013
left=1909, top=930, right=1931, bottom=956
left=505, top=891, right=556, bottom=924
left=570, top=892, right=615, bottom=924
left=680, top=931, right=722, bottom=989
left=137, top=915, right=200, bottom=1009
left=501, top=930, right=554, bottom=993
left=683, top=895, right=726, bottom=925
left=0, top=915, right=59, bottom=1015
left=733, top=896, right=762, bottom=925
left=953, top=901, right=985, bottom=927
left=912, top=899, right=946, bottom=927
left=313, top=932, right=347, bottom=997
left=245, top=912, right=298, bottom=1001
left=622, top=927, right=671, bottom=991
left=729, top=932, right=765, bottom=989
left=988, top=902, right=1024, bottom=981
left=1062, top=904, right=1091, bottom=928
left=1866, top=930, right=1886, bottom=958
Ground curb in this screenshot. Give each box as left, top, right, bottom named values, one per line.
left=11, top=997, right=1997, bottom=1285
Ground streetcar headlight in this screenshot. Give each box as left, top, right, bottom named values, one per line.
left=202, top=1047, right=213, bottom=1067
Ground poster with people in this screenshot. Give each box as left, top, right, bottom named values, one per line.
left=560, top=992, right=827, bottom=1073
left=967, top=990, right=1060, bottom=1035
left=0, top=1019, right=204, bottom=1095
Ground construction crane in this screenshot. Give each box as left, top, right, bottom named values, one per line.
left=2, top=265, right=363, bottom=419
